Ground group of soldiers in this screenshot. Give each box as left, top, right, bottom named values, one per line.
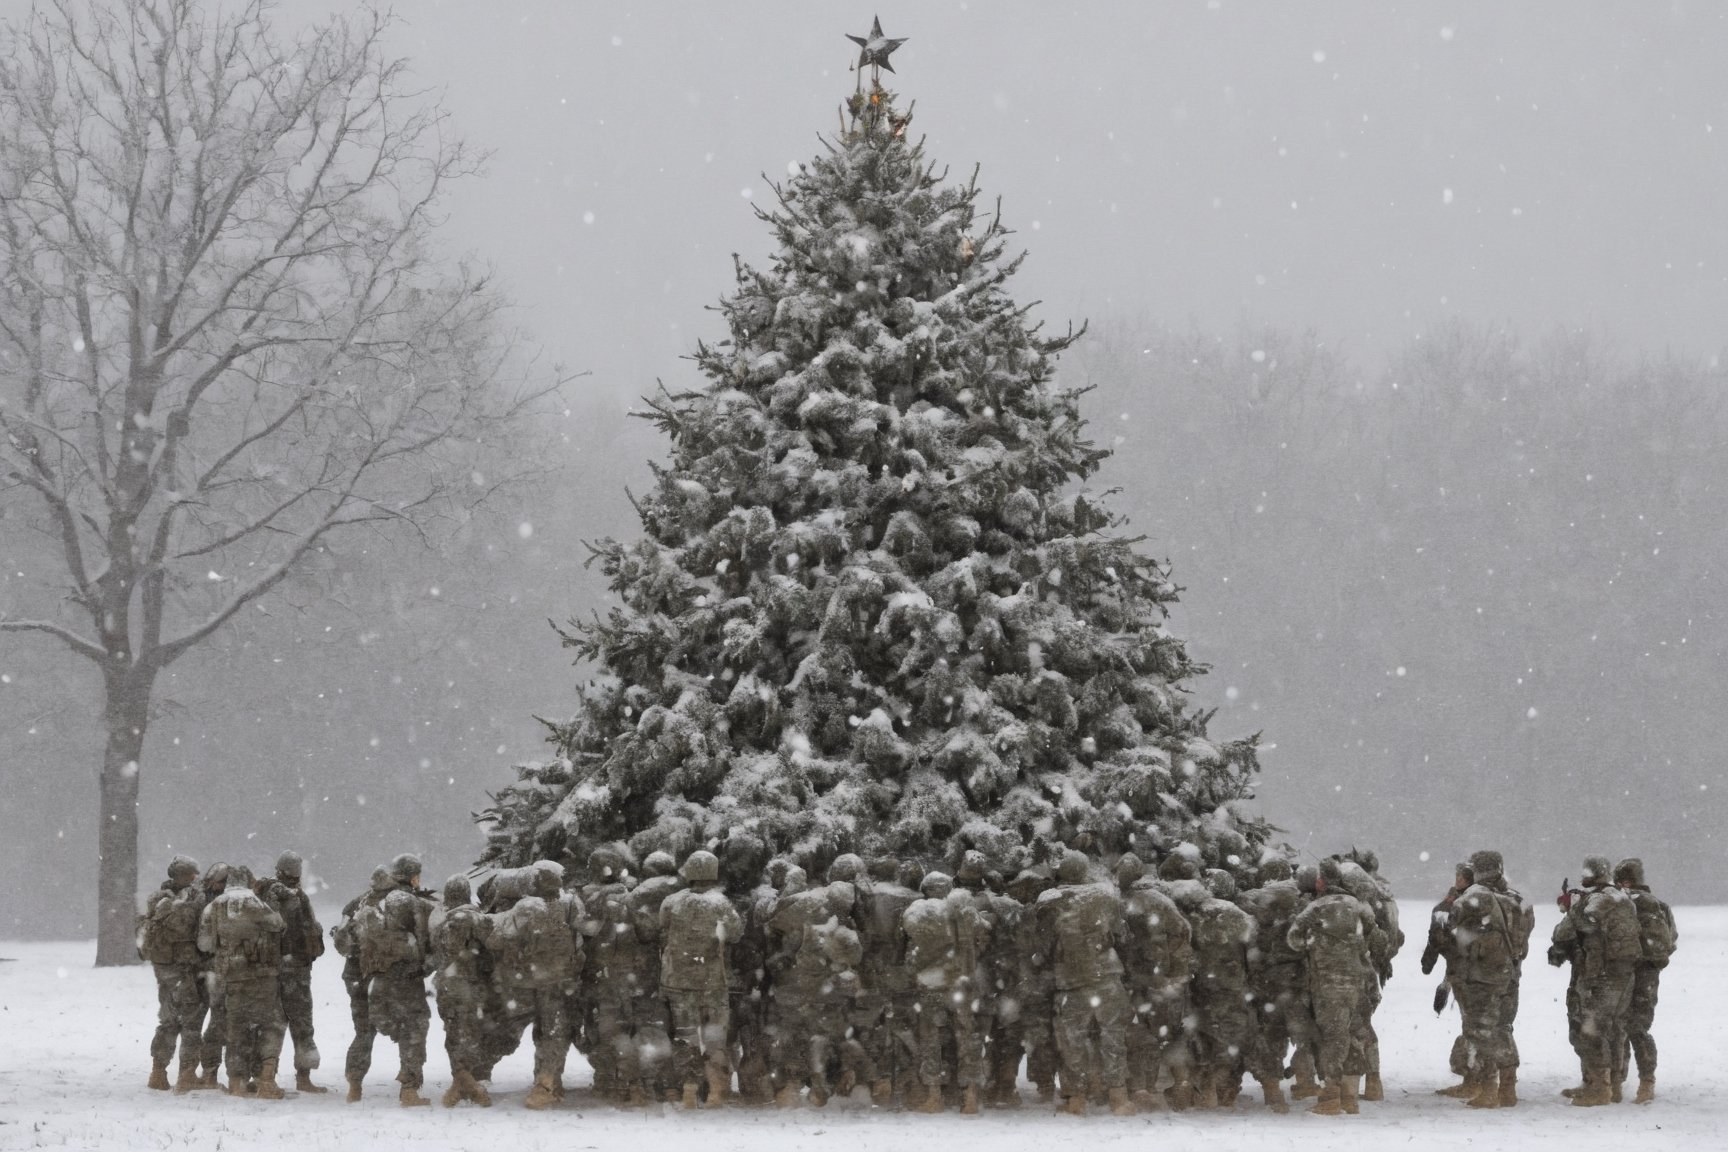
left=1421, top=851, right=1678, bottom=1110
left=142, top=840, right=1418, bottom=1117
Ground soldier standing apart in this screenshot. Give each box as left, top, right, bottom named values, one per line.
left=196, top=865, right=288, bottom=1098
left=354, top=853, right=435, bottom=1107
left=140, top=856, right=208, bottom=1093
left=1613, top=858, right=1677, bottom=1104
left=1041, top=850, right=1135, bottom=1117
left=1548, top=855, right=1641, bottom=1106
left=429, top=873, right=495, bottom=1107
left=660, top=850, right=743, bottom=1109
left=265, top=851, right=326, bottom=1093
left=901, top=871, right=984, bottom=1114
left=332, top=866, right=392, bottom=1102
left=1446, top=849, right=1533, bottom=1109
left=1285, top=858, right=1380, bottom=1117
left=1422, top=861, right=1475, bottom=1097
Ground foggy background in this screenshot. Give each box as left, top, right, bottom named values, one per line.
left=3, top=1, right=1725, bottom=935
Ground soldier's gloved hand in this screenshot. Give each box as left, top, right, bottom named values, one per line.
left=1546, top=945, right=1566, bottom=968
left=1419, top=952, right=1436, bottom=976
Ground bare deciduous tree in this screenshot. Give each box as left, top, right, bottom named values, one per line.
left=0, top=0, right=558, bottom=964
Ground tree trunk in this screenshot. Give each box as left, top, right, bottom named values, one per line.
left=93, top=672, right=151, bottom=967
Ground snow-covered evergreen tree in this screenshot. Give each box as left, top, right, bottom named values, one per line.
left=478, top=78, right=1272, bottom=884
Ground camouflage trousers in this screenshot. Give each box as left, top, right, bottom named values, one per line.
left=730, top=989, right=771, bottom=1102
left=981, top=994, right=1025, bottom=1098
left=915, top=986, right=983, bottom=1090
left=1126, top=979, right=1191, bottom=1092
left=1452, top=976, right=1513, bottom=1073
left=1356, top=977, right=1382, bottom=1078
left=517, top=984, right=571, bottom=1084
left=1249, top=974, right=1310, bottom=1083
left=1569, top=961, right=1636, bottom=1072
left=150, top=962, right=206, bottom=1069
left=1016, top=985, right=1060, bottom=1094
left=1054, top=979, right=1129, bottom=1092
left=277, top=961, right=319, bottom=1072
left=771, top=986, right=868, bottom=1095
left=588, top=991, right=672, bottom=1096
left=223, top=973, right=286, bottom=1083
left=1614, top=966, right=1662, bottom=1082
left=342, top=970, right=376, bottom=1083
left=1307, top=974, right=1367, bottom=1082
left=367, top=968, right=430, bottom=1089
left=666, top=987, right=731, bottom=1088
left=1188, top=978, right=1254, bottom=1084
left=200, top=971, right=226, bottom=1074
left=435, top=979, right=489, bottom=1078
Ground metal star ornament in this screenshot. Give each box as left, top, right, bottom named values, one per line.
left=847, top=16, right=907, bottom=74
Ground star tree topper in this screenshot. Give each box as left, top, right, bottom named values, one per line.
left=847, top=16, right=906, bottom=74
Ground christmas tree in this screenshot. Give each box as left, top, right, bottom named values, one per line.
left=478, top=26, right=1272, bottom=885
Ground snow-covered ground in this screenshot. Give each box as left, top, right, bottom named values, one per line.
left=0, top=900, right=1723, bottom=1151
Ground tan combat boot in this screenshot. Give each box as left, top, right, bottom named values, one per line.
left=172, top=1062, right=202, bottom=1095
left=1635, top=1076, right=1656, bottom=1105
left=961, top=1084, right=982, bottom=1115
left=1196, top=1070, right=1219, bottom=1110
left=917, top=1080, right=946, bottom=1114
left=1610, top=1077, right=1623, bottom=1104
left=870, top=1078, right=893, bottom=1107
left=226, top=1075, right=251, bottom=1097
left=441, top=1080, right=464, bottom=1108
left=148, top=1063, right=171, bottom=1091
left=1362, top=1072, right=1384, bottom=1102
left=1164, top=1078, right=1195, bottom=1111
left=1465, top=1068, right=1498, bottom=1109
left=345, top=1078, right=363, bottom=1103
left=1437, top=1072, right=1476, bottom=1099
left=705, top=1065, right=731, bottom=1109
left=1339, top=1075, right=1360, bottom=1115
left=296, top=1069, right=328, bottom=1094
left=681, top=1081, right=700, bottom=1110
left=522, top=1073, right=557, bottom=1111
left=1497, top=1066, right=1518, bottom=1107
left=1259, top=1077, right=1290, bottom=1114
left=774, top=1083, right=801, bottom=1109
left=1060, top=1092, right=1086, bottom=1116
left=256, top=1059, right=286, bottom=1100
left=1561, top=1060, right=1589, bottom=1098
left=1290, top=1051, right=1320, bottom=1099
left=400, top=1085, right=431, bottom=1108
left=464, top=1071, right=494, bottom=1108
left=1571, top=1068, right=1611, bottom=1107
left=1307, top=1082, right=1343, bottom=1116
left=623, top=1081, right=648, bottom=1108
left=1107, top=1086, right=1136, bottom=1116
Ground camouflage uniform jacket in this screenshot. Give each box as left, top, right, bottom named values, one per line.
left=1038, top=882, right=1125, bottom=992
left=659, top=887, right=743, bottom=994
left=198, top=887, right=286, bottom=980
left=142, top=883, right=205, bottom=967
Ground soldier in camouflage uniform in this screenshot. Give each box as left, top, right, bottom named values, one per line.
left=1007, top=867, right=1059, bottom=1103
left=660, top=850, right=744, bottom=1109
left=429, top=873, right=494, bottom=1107
left=1447, top=849, right=1533, bottom=1109
left=573, top=846, right=635, bottom=1100
left=1176, top=870, right=1256, bottom=1110
left=359, top=853, right=435, bottom=1107
left=1286, top=858, right=1380, bottom=1116
left=491, top=861, right=584, bottom=1109
left=1333, top=853, right=1401, bottom=1102
left=1115, top=853, right=1194, bottom=1111
left=856, top=856, right=920, bottom=1105
left=1040, top=850, right=1135, bottom=1116
left=1237, top=857, right=1306, bottom=1113
left=1422, top=861, right=1475, bottom=1097
left=628, top=852, right=683, bottom=1101
left=1548, top=855, right=1641, bottom=1107
left=900, top=871, right=984, bottom=1114
left=767, top=870, right=861, bottom=1107
left=197, top=864, right=288, bottom=1099
left=196, top=862, right=232, bottom=1087
left=951, top=853, right=1016, bottom=1107
left=332, top=866, right=392, bottom=1102
left=140, top=855, right=208, bottom=1093
left=263, top=850, right=326, bottom=1093
left=1613, top=857, right=1677, bottom=1105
